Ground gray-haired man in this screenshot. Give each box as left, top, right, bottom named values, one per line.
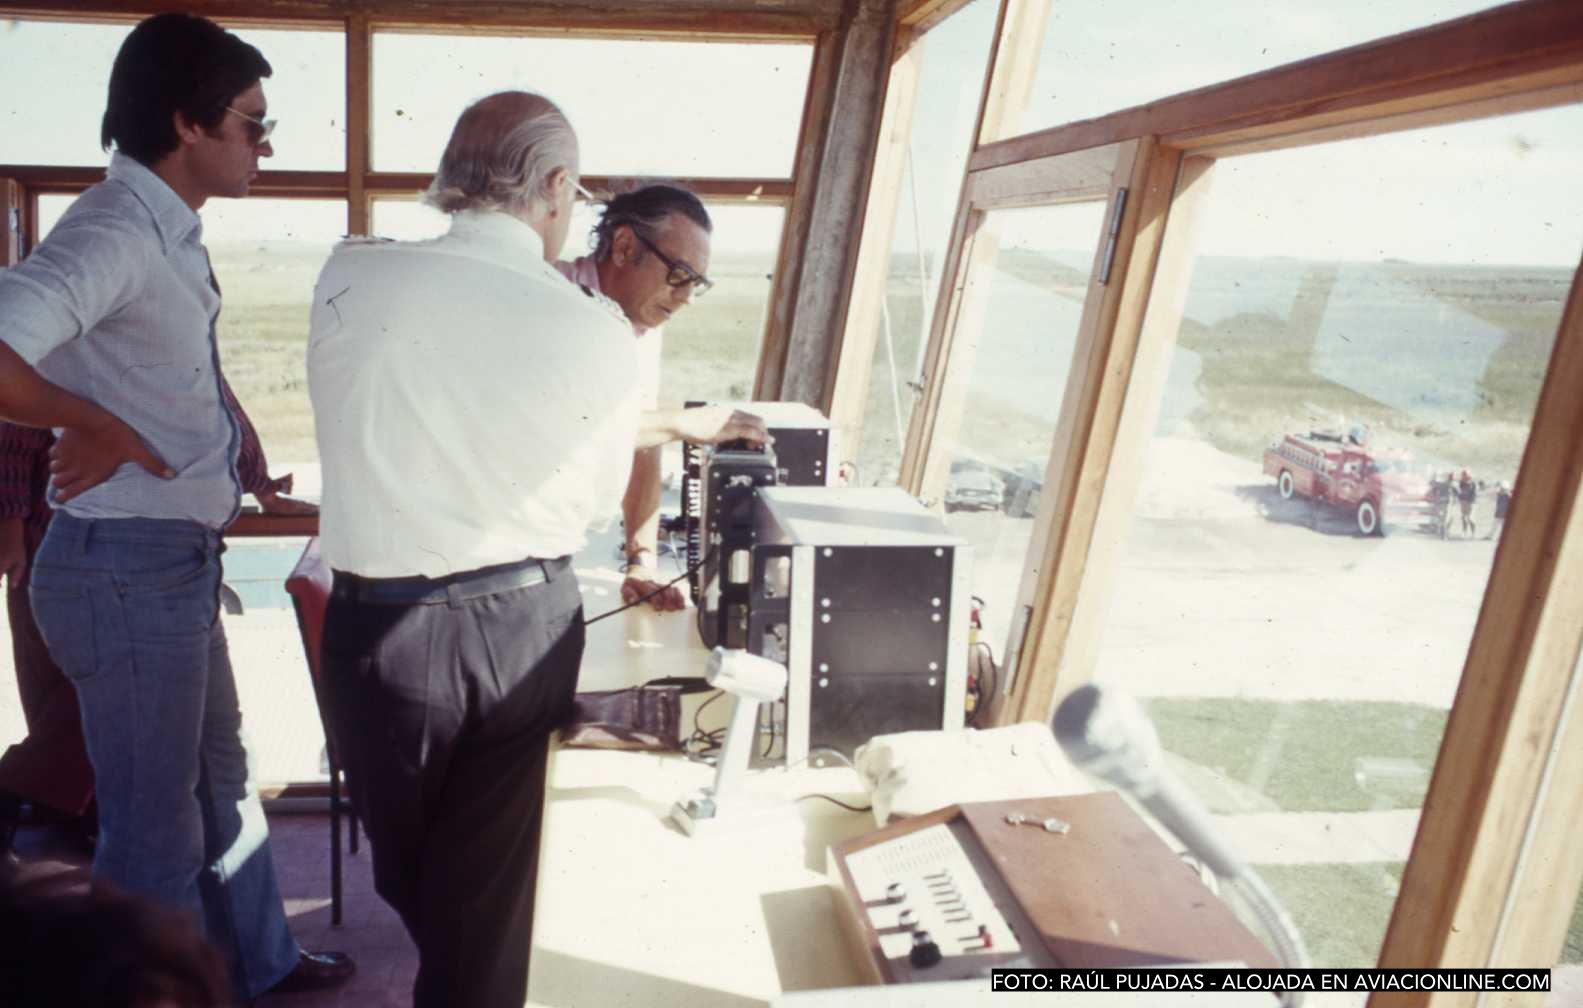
left=308, top=90, right=641, bottom=1008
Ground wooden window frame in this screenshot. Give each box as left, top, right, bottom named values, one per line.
left=822, top=7, right=977, bottom=484
left=0, top=5, right=819, bottom=372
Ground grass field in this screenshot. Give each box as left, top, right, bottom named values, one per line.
left=1259, top=862, right=1406, bottom=969
left=1173, top=258, right=1567, bottom=478
left=1143, top=697, right=1582, bottom=968
left=1144, top=697, right=1447, bottom=814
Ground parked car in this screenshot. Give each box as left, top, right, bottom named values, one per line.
left=1000, top=460, right=1045, bottom=519
left=945, top=466, right=1004, bottom=512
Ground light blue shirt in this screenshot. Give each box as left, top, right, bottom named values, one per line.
left=0, top=153, right=241, bottom=529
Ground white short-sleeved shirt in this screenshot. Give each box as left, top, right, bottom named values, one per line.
left=308, top=210, right=640, bottom=578
left=555, top=254, right=663, bottom=410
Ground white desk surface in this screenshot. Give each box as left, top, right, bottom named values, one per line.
left=574, top=545, right=713, bottom=692
left=529, top=748, right=876, bottom=1008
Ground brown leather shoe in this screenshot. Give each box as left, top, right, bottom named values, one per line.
left=267, top=950, right=356, bottom=994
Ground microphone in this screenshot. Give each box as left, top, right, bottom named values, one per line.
left=1052, top=682, right=1243, bottom=878
left=1052, top=683, right=1311, bottom=984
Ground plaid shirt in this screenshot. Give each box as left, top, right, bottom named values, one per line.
left=0, top=375, right=287, bottom=546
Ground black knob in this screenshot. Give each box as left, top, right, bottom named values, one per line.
left=909, top=930, right=942, bottom=969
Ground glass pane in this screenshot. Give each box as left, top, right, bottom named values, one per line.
left=853, top=0, right=999, bottom=489
left=1090, top=103, right=1583, bottom=978
left=372, top=197, right=783, bottom=405
left=0, top=20, right=121, bottom=166
left=991, top=0, right=1499, bottom=142
left=205, top=198, right=346, bottom=474
left=226, top=27, right=347, bottom=171
left=37, top=194, right=73, bottom=242
left=942, top=201, right=1106, bottom=676
left=0, top=20, right=344, bottom=170
left=372, top=33, right=811, bottom=177
left=1554, top=872, right=1583, bottom=1006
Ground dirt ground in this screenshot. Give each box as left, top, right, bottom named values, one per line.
left=949, top=435, right=1503, bottom=711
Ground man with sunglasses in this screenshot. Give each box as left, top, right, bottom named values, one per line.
left=557, top=184, right=768, bottom=610
left=0, top=13, right=350, bottom=1000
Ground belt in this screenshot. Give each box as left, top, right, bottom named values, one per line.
left=332, top=555, right=570, bottom=606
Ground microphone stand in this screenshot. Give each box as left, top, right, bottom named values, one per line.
left=1054, top=684, right=1311, bottom=1007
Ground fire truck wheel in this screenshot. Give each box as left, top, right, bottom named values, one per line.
left=1277, top=470, right=1295, bottom=500
left=1356, top=498, right=1382, bottom=537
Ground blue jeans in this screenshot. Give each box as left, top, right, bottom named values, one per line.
left=29, top=514, right=300, bottom=999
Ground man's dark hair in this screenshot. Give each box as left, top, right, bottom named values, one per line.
left=101, top=13, right=273, bottom=165
left=590, top=184, right=712, bottom=263
left=0, top=868, right=231, bottom=1007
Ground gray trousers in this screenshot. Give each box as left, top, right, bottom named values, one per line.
left=320, top=558, right=583, bottom=1008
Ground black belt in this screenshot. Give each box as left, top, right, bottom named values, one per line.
left=332, top=555, right=570, bottom=606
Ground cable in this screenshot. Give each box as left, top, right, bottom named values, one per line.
left=582, top=547, right=711, bottom=626
left=683, top=689, right=726, bottom=759
left=759, top=696, right=776, bottom=758
left=796, top=793, right=872, bottom=813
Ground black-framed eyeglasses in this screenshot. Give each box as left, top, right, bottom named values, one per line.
left=225, top=105, right=277, bottom=145
left=631, top=229, right=713, bottom=297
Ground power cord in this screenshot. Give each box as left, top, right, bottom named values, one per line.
left=792, top=747, right=871, bottom=812
left=682, top=689, right=726, bottom=760
left=796, top=793, right=872, bottom=813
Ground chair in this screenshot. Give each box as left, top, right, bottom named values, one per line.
left=284, top=536, right=359, bottom=926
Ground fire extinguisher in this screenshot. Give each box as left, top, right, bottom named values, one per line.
left=965, top=595, right=986, bottom=720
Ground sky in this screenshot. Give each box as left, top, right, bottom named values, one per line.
left=3, top=4, right=1582, bottom=266
left=893, top=0, right=1583, bottom=269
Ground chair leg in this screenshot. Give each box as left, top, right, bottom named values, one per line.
left=329, top=752, right=343, bottom=927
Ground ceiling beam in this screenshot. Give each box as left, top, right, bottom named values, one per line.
left=0, top=0, right=837, bottom=40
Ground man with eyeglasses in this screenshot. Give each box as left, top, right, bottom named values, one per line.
left=556, top=184, right=768, bottom=610
left=0, top=13, right=351, bottom=1000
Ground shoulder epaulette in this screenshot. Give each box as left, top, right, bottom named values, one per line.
left=334, top=234, right=395, bottom=250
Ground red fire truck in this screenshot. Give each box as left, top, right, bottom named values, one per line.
left=1262, top=424, right=1435, bottom=536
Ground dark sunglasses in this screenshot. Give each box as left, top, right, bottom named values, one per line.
left=631, top=229, right=713, bottom=297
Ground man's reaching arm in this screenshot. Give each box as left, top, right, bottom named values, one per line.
left=634, top=403, right=769, bottom=451
left=618, top=444, right=685, bottom=611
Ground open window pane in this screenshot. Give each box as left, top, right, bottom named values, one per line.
left=987, top=0, right=1499, bottom=142
left=853, top=0, right=999, bottom=488
left=0, top=21, right=344, bottom=170
left=1090, top=103, right=1583, bottom=976
left=940, top=200, right=1107, bottom=674
left=372, top=33, right=812, bottom=177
